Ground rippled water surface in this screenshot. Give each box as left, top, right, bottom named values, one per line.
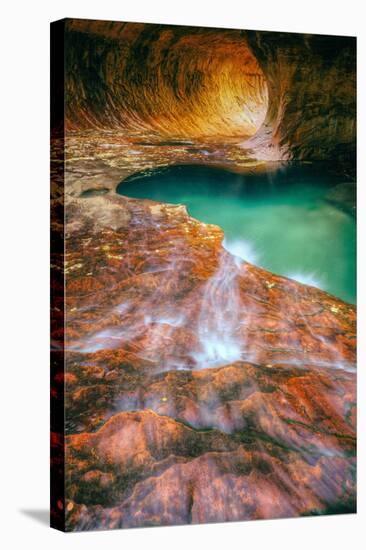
left=117, top=164, right=356, bottom=304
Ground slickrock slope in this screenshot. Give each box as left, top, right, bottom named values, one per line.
left=51, top=194, right=356, bottom=530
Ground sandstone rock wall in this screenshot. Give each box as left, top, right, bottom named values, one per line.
left=62, top=19, right=356, bottom=162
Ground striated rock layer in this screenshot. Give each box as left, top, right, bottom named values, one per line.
left=51, top=193, right=356, bottom=530
left=63, top=19, right=356, bottom=163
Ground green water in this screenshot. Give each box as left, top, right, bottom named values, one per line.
left=117, top=164, right=356, bottom=304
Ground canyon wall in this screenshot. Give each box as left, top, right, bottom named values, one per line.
left=63, top=19, right=356, bottom=162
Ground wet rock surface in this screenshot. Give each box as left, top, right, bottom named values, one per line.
left=50, top=19, right=356, bottom=531
left=51, top=193, right=356, bottom=530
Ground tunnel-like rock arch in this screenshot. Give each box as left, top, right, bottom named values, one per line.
left=62, top=19, right=356, bottom=163
left=64, top=21, right=269, bottom=139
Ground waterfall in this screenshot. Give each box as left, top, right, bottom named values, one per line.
left=193, top=249, right=243, bottom=368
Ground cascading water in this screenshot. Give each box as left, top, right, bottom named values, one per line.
left=117, top=164, right=356, bottom=304
left=193, top=249, right=244, bottom=368
left=68, top=221, right=248, bottom=371
left=69, top=163, right=356, bottom=375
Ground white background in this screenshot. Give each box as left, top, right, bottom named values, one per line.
left=1, top=0, right=365, bottom=548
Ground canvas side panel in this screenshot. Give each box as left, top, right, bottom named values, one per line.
left=50, top=19, right=66, bottom=532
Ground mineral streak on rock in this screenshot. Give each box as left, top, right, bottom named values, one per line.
left=50, top=19, right=356, bottom=531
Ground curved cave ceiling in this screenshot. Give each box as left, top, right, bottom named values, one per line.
left=62, top=19, right=356, bottom=162
left=64, top=21, right=268, bottom=139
